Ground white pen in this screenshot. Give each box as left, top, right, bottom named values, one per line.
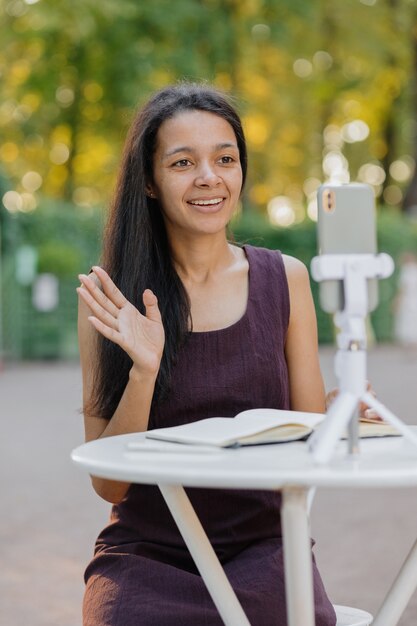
left=126, top=441, right=224, bottom=455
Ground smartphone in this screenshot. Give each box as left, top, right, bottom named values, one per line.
left=317, top=182, right=378, bottom=313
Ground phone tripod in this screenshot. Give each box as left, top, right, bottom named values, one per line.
left=308, top=252, right=417, bottom=465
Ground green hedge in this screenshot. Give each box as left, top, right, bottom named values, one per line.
left=1, top=200, right=103, bottom=360
left=15, top=199, right=103, bottom=277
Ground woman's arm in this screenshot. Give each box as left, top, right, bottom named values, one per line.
left=283, top=255, right=326, bottom=414
left=282, top=255, right=381, bottom=419
left=77, top=267, right=165, bottom=504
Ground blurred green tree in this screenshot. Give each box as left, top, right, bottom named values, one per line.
left=1, top=0, right=417, bottom=216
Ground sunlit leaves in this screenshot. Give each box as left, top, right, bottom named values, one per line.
left=1, top=0, right=417, bottom=216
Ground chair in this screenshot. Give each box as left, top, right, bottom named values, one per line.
left=334, top=604, right=373, bottom=625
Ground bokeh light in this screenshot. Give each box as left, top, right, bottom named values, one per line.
left=303, top=177, right=321, bottom=197
left=22, top=171, right=43, bottom=192
left=307, top=197, right=318, bottom=221
left=20, top=192, right=37, bottom=212
left=341, top=120, right=369, bottom=143
left=267, top=196, right=296, bottom=227
left=3, top=190, right=23, bottom=212
left=383, top=185, right=403, bottom=205
left=358, top=162, right=386, bottom=186
left=323, top=125, right=343, bottom=150
left=389, top=157, right=414, bottom=183
left=251, top=24, right=271, bottom=40
left=322, top=151, right=350, bottom=183
left=49, top=143, right=70, bottom=165
left=56, top=87, right=75, bottom=107
left=313, top=51, right=333, bottom=71
left=293, top=59, right=313, bottom=78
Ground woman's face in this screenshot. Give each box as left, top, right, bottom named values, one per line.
left=150, top=109, right=243, bottom=239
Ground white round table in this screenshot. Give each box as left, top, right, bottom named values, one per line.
left=72, top=432, right=417, bottom=626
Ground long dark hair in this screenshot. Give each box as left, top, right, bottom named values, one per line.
left=87, top=82, right=248, bottom=419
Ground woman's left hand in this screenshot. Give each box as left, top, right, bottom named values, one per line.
left=325, top=381, right=383, bottom=421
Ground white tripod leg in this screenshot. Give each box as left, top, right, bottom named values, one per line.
left=159, top=484, right=251, bottom=626
left=309, top=391, right=358, bottom=465
left=372, top=536, right=417, bottom=626
left=362, top=392, right=417, bottom=449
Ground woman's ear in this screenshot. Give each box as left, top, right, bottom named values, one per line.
left=145, top=184, right=156, bottom=199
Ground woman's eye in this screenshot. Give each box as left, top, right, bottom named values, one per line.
left=219, top=156, right=234, bottom=164
left=173, top=159, right=191, bottom=167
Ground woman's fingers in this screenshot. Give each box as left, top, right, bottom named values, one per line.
left=77, top=271, right=165, bottom=365
left=363, top=408, right=382, bottom=421
left=143, top=289, right=162, bottom=323
left=360, top=381, right=382, bottom=420
left=87, top=315, right=121, bottom=344
left=326, top=385, right=383, bottom=421
left=78, top=273, right=120, bottom=318
left=91, top=266, right=128, bottom=309
left=365, top=380, right=377, bottom=397
left=77, top=286, right=119, bottom=331
left=325, top=388, right=339, bottom=410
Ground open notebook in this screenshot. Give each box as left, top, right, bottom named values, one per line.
left=140, top=408, right=400, bottom=449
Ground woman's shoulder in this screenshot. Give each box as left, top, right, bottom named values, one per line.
left=244, top=245, right=307, bottom=280
left=281, top=255, right=311, bottom=299
left=281, top=254, right=309, bottom=280
left=243, top=243, right=283, bottom=264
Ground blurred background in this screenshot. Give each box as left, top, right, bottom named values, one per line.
left=3, top=3, right=417, bottom=625
left=2, top=0, right=417, bottom=360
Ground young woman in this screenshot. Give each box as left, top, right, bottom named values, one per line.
left=77, top=82, right=337, bottom=626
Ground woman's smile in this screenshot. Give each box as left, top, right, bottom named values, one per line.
left=187, top=196, right=226, bottom=212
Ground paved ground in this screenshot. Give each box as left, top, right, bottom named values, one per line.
left=1, top=345, right=417, bottom=625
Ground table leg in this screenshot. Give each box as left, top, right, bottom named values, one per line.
left=372, top=535, right=417, bottom=626
left=281, top=487, right=316, bottom=626
left=158, top=483, right=251, bottom=626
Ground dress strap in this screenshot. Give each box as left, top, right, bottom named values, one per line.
left=243, top=245, right=290, bottom=337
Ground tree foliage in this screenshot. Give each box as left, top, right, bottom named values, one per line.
left=1, top=0, right=417, bottom=217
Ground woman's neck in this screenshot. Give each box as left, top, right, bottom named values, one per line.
left=169, top=233, right=238, bottom=284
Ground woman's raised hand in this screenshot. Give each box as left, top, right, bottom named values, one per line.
left=77, top=266, right=165, bottom=377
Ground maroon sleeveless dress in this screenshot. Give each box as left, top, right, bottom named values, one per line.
left=83, top=245, right=336, bottom=626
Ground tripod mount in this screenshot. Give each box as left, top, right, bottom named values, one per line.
left=308, top=253, right=417, bottom=465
